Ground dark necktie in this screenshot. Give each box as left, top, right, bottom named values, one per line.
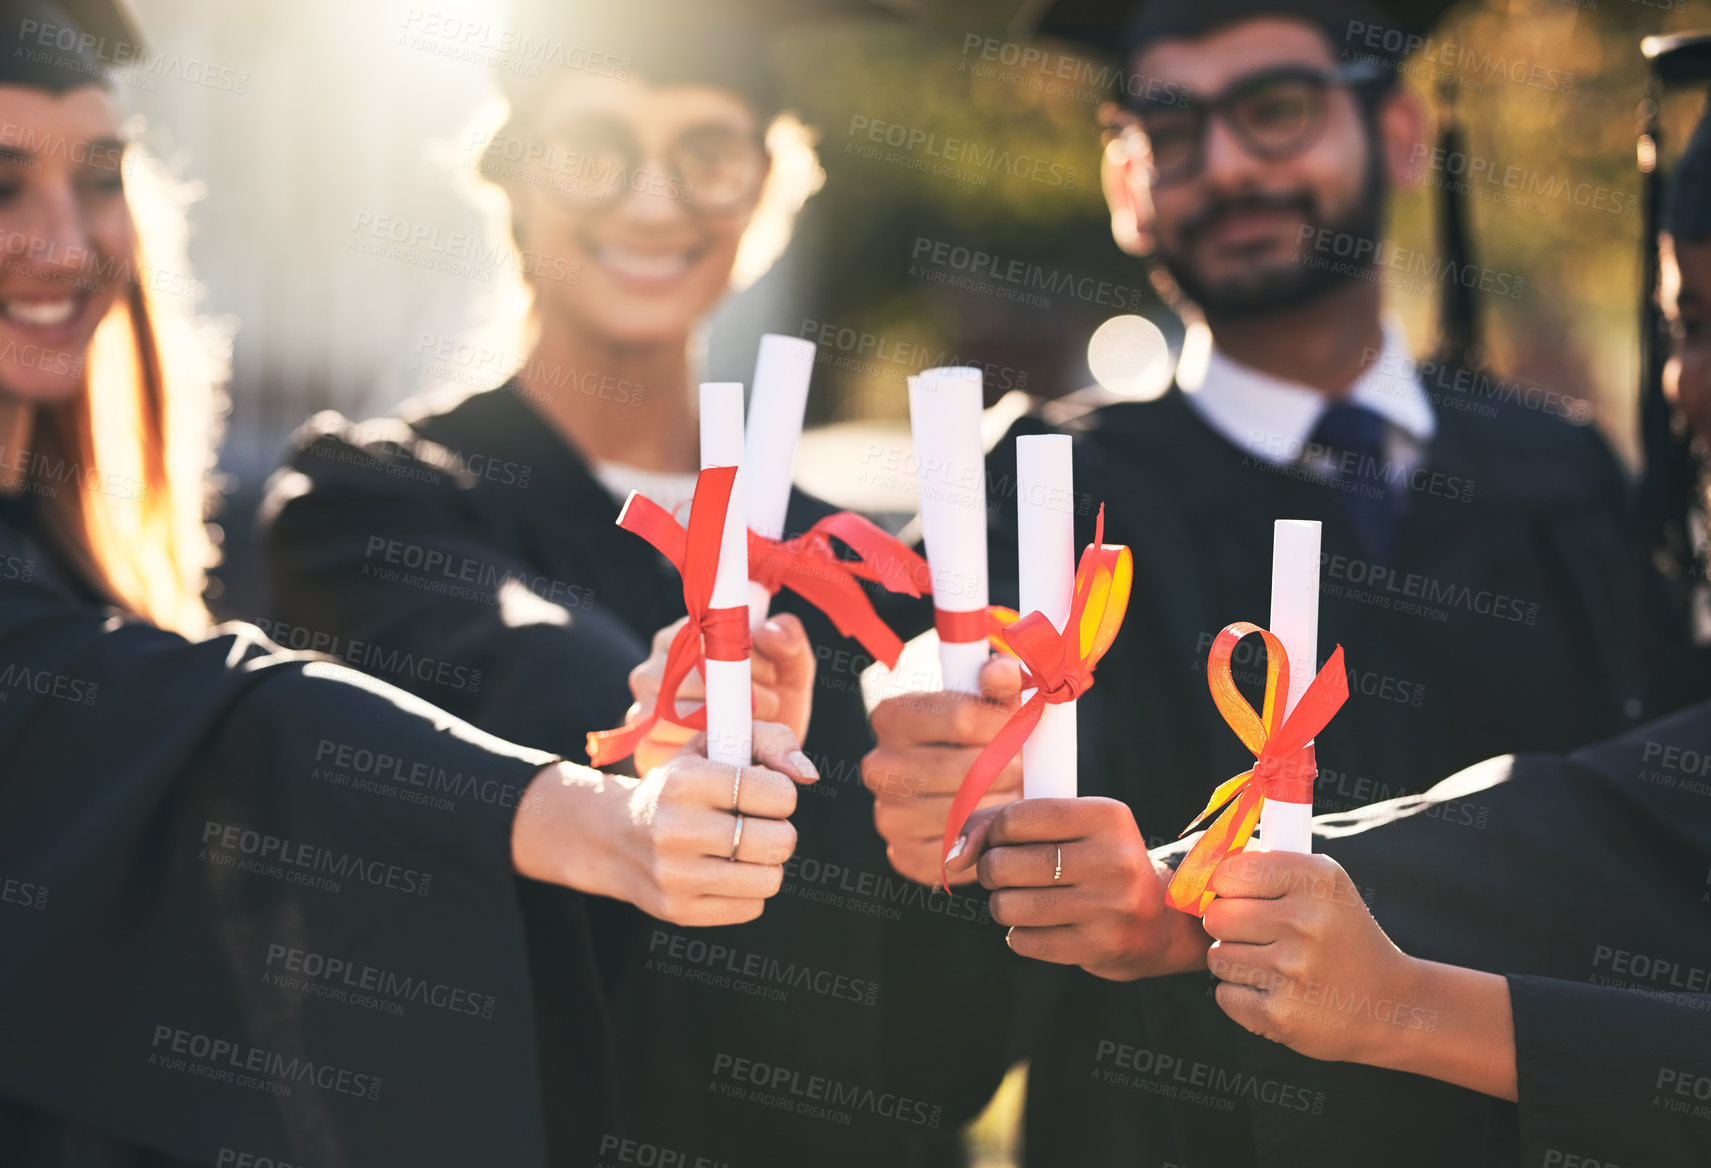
left=1306, top=401, right=1406, bottom=565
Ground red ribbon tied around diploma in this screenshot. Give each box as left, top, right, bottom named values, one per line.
left=748, top=514, right=929, bottom=669
left=585, top=465, right=750, bottom=768
left=934, top=606, right=1023, bottom=655
left=1163, top=623, right=1349, bottom=917
left=938, top=505, right=1132, bottom=888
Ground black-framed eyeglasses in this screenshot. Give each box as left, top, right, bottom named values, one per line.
left=525, top=114, right=767, bottom=214
left=1118, top=62, right=1389, bottom=187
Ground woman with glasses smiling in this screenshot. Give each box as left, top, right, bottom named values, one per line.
left=258, top=3, right=948, bottom=1167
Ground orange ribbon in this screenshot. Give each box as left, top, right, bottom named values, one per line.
left=1163, top=622, right=1349, bottom=917
left=586, top=465, right=746, bottom=767
left=938, top=505, right=1132, bottom=888
left=748, top=513, right=930, bottom=669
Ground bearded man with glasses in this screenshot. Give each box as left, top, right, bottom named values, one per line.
left=862, top=2, right=1674, bottom=1164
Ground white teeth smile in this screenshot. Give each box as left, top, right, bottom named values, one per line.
left=3, top=299, right=78, bottom=327
left=598, top=246, right=691, bottom=281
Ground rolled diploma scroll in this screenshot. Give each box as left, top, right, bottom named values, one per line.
left=907, top=366, right=989, bottom=694
left=1258, top=519, right=1321, bottom=853
left=1016, top=434, right=1076, bottom=799
left=700, top=382, right=752, bottom=768
left=744, top=333, right=816, bottom=625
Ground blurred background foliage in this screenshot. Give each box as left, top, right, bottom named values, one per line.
left=120, top=0, right=1709, bottom=613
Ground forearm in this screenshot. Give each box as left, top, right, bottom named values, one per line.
left=1380, top=958, right=1518, bottom=1101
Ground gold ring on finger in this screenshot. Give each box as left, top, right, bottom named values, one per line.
left=729, top=813, right=744, bottom=862
left=1053, top=845, right=1062, bottom=883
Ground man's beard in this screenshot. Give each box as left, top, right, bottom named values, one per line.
left=1152, top=156, right=1387, bottom=319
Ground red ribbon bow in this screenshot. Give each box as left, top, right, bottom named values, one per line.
left=586, top=465, right=750, bottom=767
left=938, top=505, right=1132, bottom=888
left=748, top=513, right=930, bottom=669
left=1163, top=622, right=1349, bottom=917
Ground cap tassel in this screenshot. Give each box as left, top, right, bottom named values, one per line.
left=1635, top=93, right=1700, bottom=587
left=1434, top=82, right=1481, bottom=370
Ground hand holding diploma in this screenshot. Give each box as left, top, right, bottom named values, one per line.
left=945, top=798, right=1211, bottom=982
left=1203, top=850, right=1518, bottom=1102
left=511, top=723, right=818, bottom=928
left=627, top=612, right=819, bottom=776
left=862, top=656, right=1024, bottom=886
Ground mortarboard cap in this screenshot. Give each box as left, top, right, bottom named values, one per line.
left=1020, top=0, right=1461, bottom=78
left=498, top=0, right=908, bottom=124
left=0, top=0, right=145, bottom=93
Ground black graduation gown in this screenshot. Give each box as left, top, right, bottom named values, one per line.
left=953, top=384, right=1669, bottom=1165
left=0, top=494, right=604, bottom=1166
left=261, top=385, right=987, bottom=1168
left=1131, top=698, right=1711, bottom=1167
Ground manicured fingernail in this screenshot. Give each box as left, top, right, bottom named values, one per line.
left=946, top=835, right=967, bottom=863
left=788, top=750, right=818, bottom=780
left=764, top=619, right=785, bottom=636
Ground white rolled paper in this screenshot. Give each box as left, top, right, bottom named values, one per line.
left=1016, top=434, right=1077, bottom=800
left=700, top=382, right=752, bottom=769
left=744, top=333, right=816, bottom=625
left=907, top=366, right=989, bottom=694
left=1259, top=518, right=1321, bottom=853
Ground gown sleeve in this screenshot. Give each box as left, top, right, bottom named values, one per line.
left=260, top=413, right=647, bottom=764
left=0, top=523, right=565, bottom=1167
left=1510, top=972, right=1711, bottom=1163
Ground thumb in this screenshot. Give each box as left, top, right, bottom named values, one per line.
left=944, top=803, right=1003, bottom=874
left=978, top=654, right=1023, bottom=709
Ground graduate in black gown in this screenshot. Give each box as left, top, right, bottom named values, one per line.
left=260, top=4, right=978, bottom=1166
left=934, top=38, right=1711, bottom=1167
left=0, top=6, right=813, bottom=1163
left=859, top=0, right=1674, bottom=1161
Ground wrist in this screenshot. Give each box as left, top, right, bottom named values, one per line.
left=1088, top=860, right=1212, bottom=981
left=513, top=762, right=634, bottom=900
left=1384, top=958, right=1517, bottom=1100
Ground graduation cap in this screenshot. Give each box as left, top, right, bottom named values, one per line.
left=1017, top=0, right=1481, bottom=367
left=1636, top=31, right=1711, bottom=585
left=0, top=0, right=145, bottom=93
left=497, top=0, right=909, bottom=123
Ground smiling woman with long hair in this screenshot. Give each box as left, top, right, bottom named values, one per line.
left=0, top=6, right=813, bottom=1165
